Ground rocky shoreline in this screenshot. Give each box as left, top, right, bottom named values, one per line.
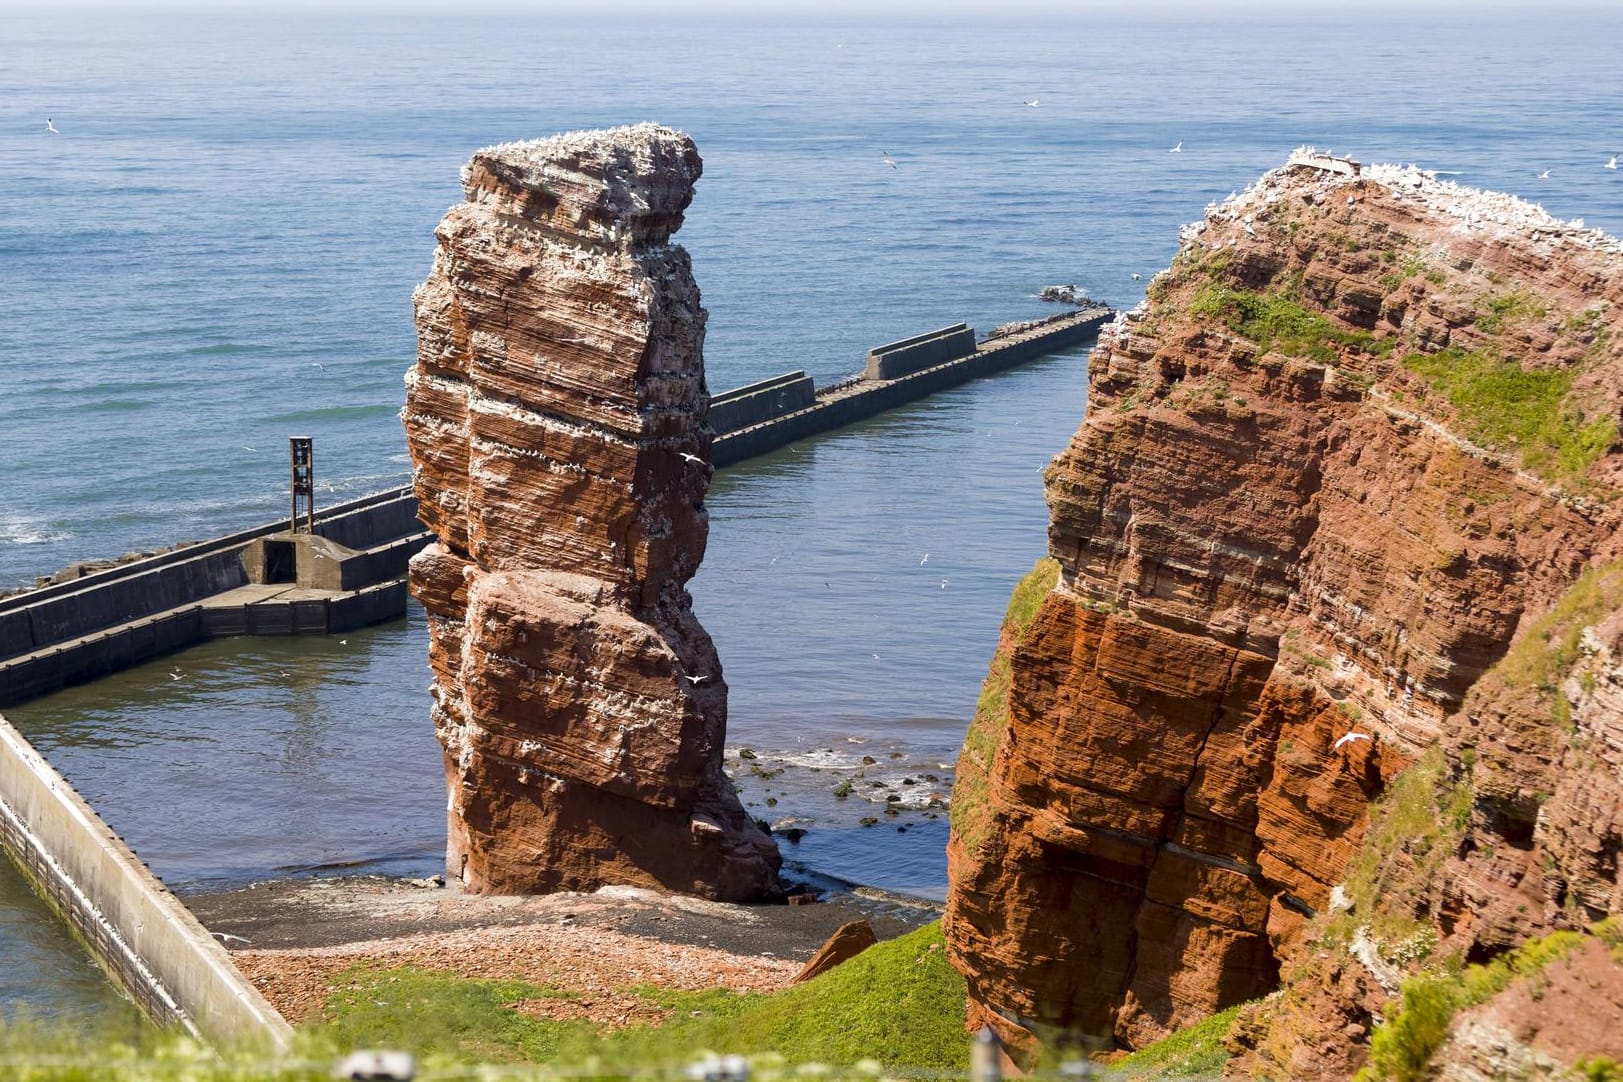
left=186, top=874, right=939, bottom=1026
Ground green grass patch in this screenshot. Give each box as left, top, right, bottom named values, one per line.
left=951, top=557, right=1058, bottom=853
left=307, top=924, right=969, bottom=1075
left=1112, top=1002, right=1247, bottom=1079
left=1185, top=283, right=1391, bottom=364
left=1401, top=346, right=1616, bottom=482
left=317, top=966, right=601, bottom=1063
left=1498, top=561, right=1623, bottom=696
left=1577, top=1056, right=1623, bottom=1082
left=1335, top=746, right=1472, bottom=953
left=599, top=923, right=968, bottom=1072
left=1356, top=926, right=1590, bottom=1081
left=1474, top=291, right=1547, bottom=335
left=0, top=1019, right=335, bottom=1081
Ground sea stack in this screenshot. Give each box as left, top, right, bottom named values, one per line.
left=946, top=150, right=1623, bottom=1071
left=403, top=124, right=781, bottom=901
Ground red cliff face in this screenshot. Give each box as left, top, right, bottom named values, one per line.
left=403, top=125, right=780, bottom=901
left=944, top=151, right=1623, bottom=1070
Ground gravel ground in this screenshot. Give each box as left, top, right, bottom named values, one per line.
left=188, top=875, right=939, bottom=1026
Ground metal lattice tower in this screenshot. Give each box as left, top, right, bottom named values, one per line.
left=289, top=436, right=314, bottom=533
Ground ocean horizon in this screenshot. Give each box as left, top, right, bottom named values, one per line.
left=4, top=4, right=1623, bottom=1021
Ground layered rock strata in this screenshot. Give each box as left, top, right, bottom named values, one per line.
left=403, top=125, right=780, bottom=901
left=945, top=150, right=1623, bottom=1068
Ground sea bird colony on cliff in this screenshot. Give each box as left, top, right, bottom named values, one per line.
left=944, top=147, right=1623, bottom=1078
left=402, top=124, right=780, bottom=903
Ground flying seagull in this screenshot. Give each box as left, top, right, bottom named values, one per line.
left=682, top=673, right=708, bottom=685
left=169, top=670, right=183, bottom=681
left=1608, top=154, right=1619, bottom=170
left=679, top=452, right=703, bottom=465
left=1131, top=272, right=1142, bottom=281
left=309, top=362, right=326, bottom=371
left=1331, top=732, right=1372, bottom=752
left=920, top=553, right=928, bottom=565
left=45, top=118, right=60, bottom=135
left=882, top=151, right=898, bottom=170
left=210, top=931, right=251, bottom=946
left=1536, top=168, right=1552, bottom=179
left=1024, top=98, right=1039, bottom=108
left=1170, top=141, right=1182, bottom=153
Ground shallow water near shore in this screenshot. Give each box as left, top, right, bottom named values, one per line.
left=5, top=6, right=1623, bottom=1023
left=4, top=349, right=1089, bottom=910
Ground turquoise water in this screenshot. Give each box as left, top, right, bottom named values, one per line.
left=4, top=7, right=1623, bottom=1020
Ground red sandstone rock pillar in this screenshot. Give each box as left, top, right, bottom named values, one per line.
left=403, top=124, right=781, bottom=901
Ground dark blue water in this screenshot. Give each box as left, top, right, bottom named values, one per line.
left=3, top=7, right=1623, bottom=1021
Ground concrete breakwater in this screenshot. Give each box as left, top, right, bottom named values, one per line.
left=0, top=487, right=426, bottom=708
left=0, top=710, right=293, bottom=1048
left=712, top=306, right=1112, bottom=467
left=0, top=304, right=1110, bottom=710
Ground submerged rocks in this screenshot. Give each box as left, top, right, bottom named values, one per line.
left=1037, top=283, right=1092, bottom=306
left=403, top=124, right=780, bottom=901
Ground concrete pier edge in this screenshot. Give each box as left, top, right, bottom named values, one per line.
left=0, top=711, right=294, bottom=1050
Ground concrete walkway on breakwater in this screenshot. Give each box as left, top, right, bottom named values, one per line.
left=0, top=710, right=294, bottom=1049
left=712, top=305, right=1112, bottom=466
left=0, top=488, right=426, bottom=708
left=0, top=303, right=1111, bottom=710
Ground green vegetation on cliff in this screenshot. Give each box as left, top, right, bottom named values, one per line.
left=1498, top=559, right=1623, bottom=725
left=951, top=557, right=1059, bottom=855
left=1112, top=1002, right=1248, bottom=1080
left=1185, top=282, right=1392, bottom=363
left=1337, top=745, right=1473, bottom=950
left=1355, top=919, right=1621, bottom=1082
left=1401, top=346, right=1615, bottom=483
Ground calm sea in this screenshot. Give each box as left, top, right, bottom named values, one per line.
left=3, top=6, right=1622, bottom=1022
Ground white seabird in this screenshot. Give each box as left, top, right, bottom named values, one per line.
left=45, top=118, right=59, bottom=134
left=1332, top=732, right=1372, bottom=752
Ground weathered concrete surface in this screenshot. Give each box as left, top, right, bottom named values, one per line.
left=405, top=124, right=780, bottom=901
left=0, top=489, right=427, bottom=707
left=0, top=712, right=292, bottom=1050
left=712, top=307, right=1111, bottom=467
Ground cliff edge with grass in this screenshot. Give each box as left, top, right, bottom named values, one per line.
left=944, top=150, right=1623, bottom=1077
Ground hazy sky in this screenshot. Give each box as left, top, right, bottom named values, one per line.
left=7, top=0, right=1609, bottom=12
